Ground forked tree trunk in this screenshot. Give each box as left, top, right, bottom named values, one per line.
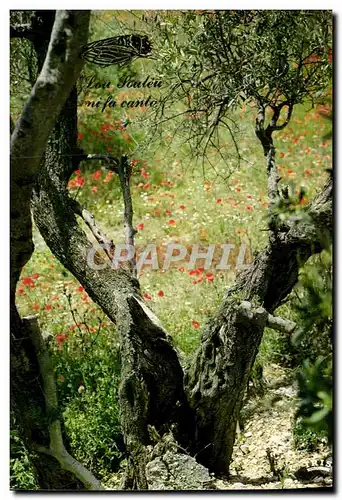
left=31, top=80, right=332, bottom=486
left=183, top=103, right=331, bottom=475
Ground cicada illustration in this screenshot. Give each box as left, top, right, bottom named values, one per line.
left=80, top=34, right=152, bottom=67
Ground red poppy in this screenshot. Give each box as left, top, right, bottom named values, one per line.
left=56, top=333, right=68, bottom=345
left=45, top=304, right=52, bottom=311
left=78, top=132, right=84, bottom=141
left=91, top=186, right=98, bottom=193
left=246, top=194, right=252, bottom=199
left=157, top=290, right=164, bottom=297
left=22, top=277, right=35, bottom=288
left=91, top=170, right=102, bottom=181
left=179, top=205, right=186, bottom=210
left=75, top=176, right=85, bottom=187
left=74, top=169, right=81, bottom=175
left=165, top=209, right=172, bottom=215
left=304, top=169, right=312, bottom=175
left=78, top=285, right=85, bottom=292
left=143, top=292, right=152, bottom=300
left=179, top=267, right=185, bottom=272
left=32, top=304, right=40, bottom=311
left=17, top=287, right=24, bottom=295
left=216, top=198, right=222, bottom=204
left=137, top=223, right=144, bottom=230
left=100, top=123, right=114, bottom=133
left=205, top=273, right=214, bottom=282
left=247, top=205, right=253, bottom=212
left=33, top=273, right=39, bottom=279
left=168, top=219, right=176, bottom=225
left=141, top=170, right=149, bottom=179
left=192, top=321, right=200, bottom=329
left=235, top=187, right=241, bottom=192
left=280, top=152, right=286, bottom=158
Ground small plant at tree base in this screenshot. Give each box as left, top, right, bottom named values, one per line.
left=10, top=430, right=38, bottom=491
left=292, top=418, right=328, bottom=452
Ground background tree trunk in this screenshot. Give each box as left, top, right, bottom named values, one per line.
left=10, top=10, right=90, bottom=489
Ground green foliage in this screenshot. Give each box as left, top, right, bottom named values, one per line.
left=292, top=249, right=332, bottom=357
left=52, top=326, right=123, bottom=478
left=196, top=11, right=332, bottom=108
left=146, top=10, right=332, bottom=168
left=63, top=380, right=122, bottom=478
left=10, top=430, right=38, bottom=490
left=295, top=357, right=332, bottom=444
left=293, top=417, right=329, bottom=452
left=290, top=248, right=332, bottom=444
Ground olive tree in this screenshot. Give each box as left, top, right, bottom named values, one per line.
left=11, top=10, right=332, bottom=489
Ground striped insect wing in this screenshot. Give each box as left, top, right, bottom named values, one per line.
left=80, top=34, right=152, bottom=67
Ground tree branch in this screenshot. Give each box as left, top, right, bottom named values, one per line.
left=84, top=154, right=120, bottom=172
left=267, top=314, right=297, bottom=334
left=266, top=102, right=293, bottom=134
left=24, top=316, right=104, bottom=490
left=11, top=11, right=90, bottom=179
left=71, top=199, right=115, bottom=261
left=237, top=301, right=297, bottom=333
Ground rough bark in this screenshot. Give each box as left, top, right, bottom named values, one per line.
left=10, top=10, right=90, bottom=489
